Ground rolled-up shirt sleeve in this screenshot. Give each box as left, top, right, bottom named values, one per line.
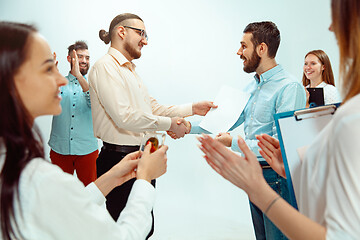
left=150, top=97, right=193, bottom=117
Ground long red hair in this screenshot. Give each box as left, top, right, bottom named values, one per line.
left=331, top=0, right=360, bottom=103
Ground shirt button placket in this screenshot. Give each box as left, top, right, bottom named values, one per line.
left=70, top=83, right=77, bottom=153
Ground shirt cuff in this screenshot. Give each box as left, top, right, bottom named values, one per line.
left=85, top=182, right=106, bottom=206
left=178, top=103, right=193, bottom=117
left=231, top=137, right=242, bottom=153
left=189, top=121, right=211, bottom=134
left=128, top=179, right=156, bottom=211
left=156, top=116, right=172, bottom=131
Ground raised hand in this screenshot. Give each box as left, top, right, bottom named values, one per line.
left=256, top=134, right=286, bottom=178
left=192, top=101, right=218, bottom=116
left=136, top=143, right=168, bottom=182
left=215, top=132, right=232, bottom=147
left=68, top=49, right=89, bottom=92
left=71, top=49, right=82, bottom=78
left=53, top=52, right=59, bottom=68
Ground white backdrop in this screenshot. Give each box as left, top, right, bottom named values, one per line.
left=1, top=0, right=337, bottom=239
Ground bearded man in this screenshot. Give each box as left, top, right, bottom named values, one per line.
left=88, top=13, right=215, bottom=239
left=190, top=21, right=306, bottom=240
left=49, top=40, right=99, bottom=186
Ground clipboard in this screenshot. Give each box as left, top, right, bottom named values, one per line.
left=274, top=104, right=340, bottom=209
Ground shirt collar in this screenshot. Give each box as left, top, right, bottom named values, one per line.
left=108, top=47, right=136, bottom=70
left=306, top=81, right=327, bottom=88
left=317, top=82, right=327, bottom=87
left=254, top=64, right=283, bottom=84
left=67, top=73, right=77, bottom=82
left=66, top=73, right=87, bottom=82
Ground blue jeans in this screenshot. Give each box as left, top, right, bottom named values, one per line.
left=250, top=168, right=290, bottom=240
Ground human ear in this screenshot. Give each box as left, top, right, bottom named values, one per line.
left=117, top=26, right=126, bottom=40
left=257, top=42, right=267, bottom=57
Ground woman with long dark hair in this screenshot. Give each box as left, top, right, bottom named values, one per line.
left=0, top=21, right=168, bottom=240
left=198, top=0, right=360, bottom=239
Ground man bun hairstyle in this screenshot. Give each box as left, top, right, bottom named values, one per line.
left=99, top=30, right=110, bottom=44
left=99, top=13, right=143, bottom=44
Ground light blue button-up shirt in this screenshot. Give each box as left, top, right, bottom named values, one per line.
left=191, top=64, right=306, bottom=159
left=49, top=73, right=98, bottom=155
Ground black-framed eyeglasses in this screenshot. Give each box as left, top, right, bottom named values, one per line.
left=123, top=26, right=148, bottom=41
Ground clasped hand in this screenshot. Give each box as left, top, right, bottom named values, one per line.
left=166, top=117, right=191, bottom=139
left=166, top=101, right=217, bottom=139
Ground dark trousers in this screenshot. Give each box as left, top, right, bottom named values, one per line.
left=250, top=167, right=290, bottom=240
left=96, top=143, right=156, bottom=239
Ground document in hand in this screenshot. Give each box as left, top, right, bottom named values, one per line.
left=199, top=85, right=250, bottom=134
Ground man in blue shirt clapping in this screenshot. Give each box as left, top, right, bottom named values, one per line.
left=49, top=41, right=98, bottom=186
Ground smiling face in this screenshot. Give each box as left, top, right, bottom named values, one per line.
left=73, top=49, right=90, bottom=75
left=14, top=33, right=67, bottom=121
left=123, top=19, right=148, bottom=60
left=303, top=54, right=324, bottom=83
left=237, top=33, right=261, bottom=73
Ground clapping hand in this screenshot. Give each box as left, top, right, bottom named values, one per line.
left=53, top=52, right=59, bottom=68
left=70, top=49, right=82, bottom=78
left=256, top=134, right=286, bottom=178
left=198, top=134, right=265, bottom=197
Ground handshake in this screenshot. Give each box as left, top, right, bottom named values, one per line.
left=167, top=117, right=191, bottom=139
left=166, top=101, right=218, bottom=139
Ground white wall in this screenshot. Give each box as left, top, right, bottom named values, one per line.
left=0, top=0, right=336, bottom=239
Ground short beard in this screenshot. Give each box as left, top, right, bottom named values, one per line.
left=80, top=66, right=89, bottom=76
left=124, top=41, right=141, bottom=60
left=243, top=50, right=261, bottom=73
left=69, top=63, right=89, bottom=76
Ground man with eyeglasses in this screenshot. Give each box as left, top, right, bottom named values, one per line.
left=88, top=13, right=216, bottom=238
left=49, top=40, right=99, bottom=187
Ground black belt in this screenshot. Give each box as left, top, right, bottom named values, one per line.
left=259, top=161, right=271, bottom=169
left=102, top=142, right=139, bottom=153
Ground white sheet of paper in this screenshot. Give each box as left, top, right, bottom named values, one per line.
left=199, top=85, right=250, bottom=134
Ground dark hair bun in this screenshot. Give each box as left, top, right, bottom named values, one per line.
left=99, top=29, right=110, bottom=44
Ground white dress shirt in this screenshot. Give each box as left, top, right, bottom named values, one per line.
left=298, top=94, right=360, bottom=239
left=89, top=47, right=192, bottom=145
left=0, top=144, right=155, bottom=240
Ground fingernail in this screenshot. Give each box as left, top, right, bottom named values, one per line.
left=238, top=135, right=244, bottom=144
